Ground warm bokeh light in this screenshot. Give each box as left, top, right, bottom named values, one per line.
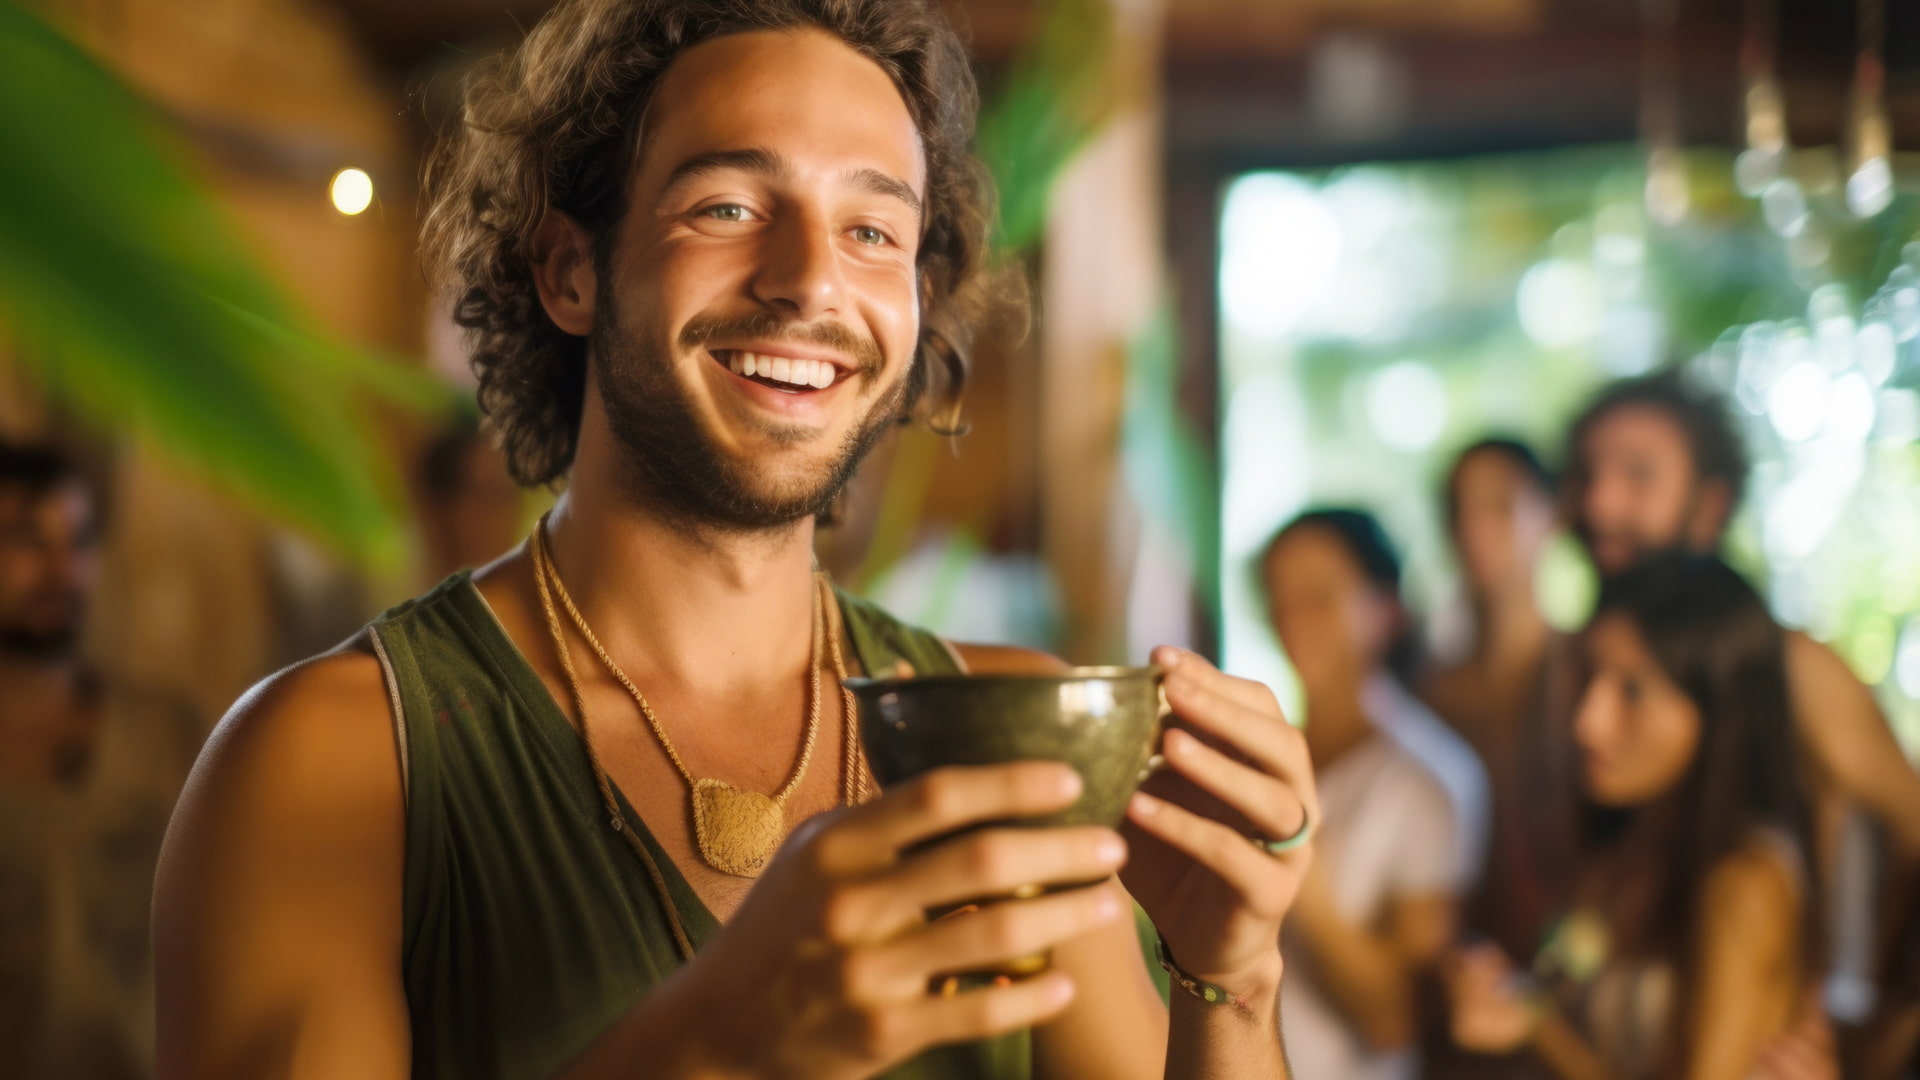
left=330, top=167, right=374, bottom=216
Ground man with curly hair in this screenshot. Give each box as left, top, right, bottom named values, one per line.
left=154, top=2, right=1318, bottom=1078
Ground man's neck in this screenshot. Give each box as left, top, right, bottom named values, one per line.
left=542, top=473, right=822, bottom=696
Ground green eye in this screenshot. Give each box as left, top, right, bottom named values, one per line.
left=853, top=225, right=887, bottom=246
left=704, top=204, right=748, bottom=222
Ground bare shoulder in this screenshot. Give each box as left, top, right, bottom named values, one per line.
left=1779, top=627, right=1886, bottom=745
left=162, top=635, right=404, bottom=905
left=1782, top=630, right=1864, bottom=691
left=947, top=641, right=1073, bottom=675
left=1700, top=842, right=1800, bottom=944
left=181, top=636, right=398, bottom=818
left=155, top=637, right=409, bottom=1077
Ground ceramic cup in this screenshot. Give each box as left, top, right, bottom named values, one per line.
left=846, top=665, right=1170, bottom=827
left=845, top=666, right=1169, bottom=984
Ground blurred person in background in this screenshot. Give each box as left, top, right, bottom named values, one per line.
left=1262, top=508, right=1489, bottom=1080
left=1445, top=554, right=1823, bottom=1080
left=0, top=440, right=203, bottom=1079
left=1566, top=371, right=1920, bottom=855
left=1862, top=901, right=1920, bottom=1079
left=1421, top=437, right=1562, bottom=959
left=415, top=410, right=531, bottom=582
left=1566, top=370, right=1920, bottom=1062
left=154, top=1, right=1318, bottom=1077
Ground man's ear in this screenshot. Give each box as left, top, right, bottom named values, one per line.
left=530, top=211, right=598, bottom=337
left=1687, top=478, right=1733, bottom=551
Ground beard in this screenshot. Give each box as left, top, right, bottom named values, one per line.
left=0, top=596, right=83, bottom=659
left=590, top=298, right=907, bottom=534
left=0, top=625, right=80, bottom=658
left=1575, top=496, right=1710, bottom=581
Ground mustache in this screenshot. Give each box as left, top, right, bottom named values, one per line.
left=678, top=311, right=885, bottom=376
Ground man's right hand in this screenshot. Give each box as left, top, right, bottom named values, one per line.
left=669, top=761, right=1129, bottom=1080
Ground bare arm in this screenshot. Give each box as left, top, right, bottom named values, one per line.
left=1448, top=849, right=1800, bottom=1080
left=1785, top=632, right=1920, bottom=855
left=154, top=651, right=412, bottom=1080
left=1530, top=1012, right=1621, bottom=1080
left=1028, top=885, right=1171, bottom=1080
left=1682, top=847, right=1804, bottom=1080
left=1161, top=950, right=1288, bottom=1080
left=1125, top=651, right=1316, bottom=1080
left=1290, top=872, right=1460, bottom=1049
left=1446, top=945, right=1617, bottom=1080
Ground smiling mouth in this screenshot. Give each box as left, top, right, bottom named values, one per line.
left=711, top=349, right=843, bottom=393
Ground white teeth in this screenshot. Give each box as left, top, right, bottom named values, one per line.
left=726, top=350, right=837, bottom=389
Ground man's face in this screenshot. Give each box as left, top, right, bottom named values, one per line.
left=589, top=27, right=926, bottom=530
left=0, top=482, right=99, bottom=657
left=1571, top=405, right=1721, bottom=576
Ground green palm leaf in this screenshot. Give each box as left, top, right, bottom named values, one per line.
left=0, top=0, right=451, bottom=566
left=976, top=0, right=1118, bottom=252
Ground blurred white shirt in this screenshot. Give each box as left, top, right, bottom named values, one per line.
left=1280, top=676, right=1490, bottom=1080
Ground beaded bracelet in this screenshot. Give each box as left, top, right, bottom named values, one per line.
left=1153, top=936, right=1258, bottom=1019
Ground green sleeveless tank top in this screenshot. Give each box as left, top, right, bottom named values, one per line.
left=366, top=572, right=1031, bottom=1080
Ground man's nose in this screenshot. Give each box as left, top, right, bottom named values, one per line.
left=751, top=212, right=846, bottom=319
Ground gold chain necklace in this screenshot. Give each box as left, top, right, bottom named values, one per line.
left=529, top=518, right=867, bottom=880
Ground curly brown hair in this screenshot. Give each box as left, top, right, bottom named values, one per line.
left=421, top=0, right=998, bottom=487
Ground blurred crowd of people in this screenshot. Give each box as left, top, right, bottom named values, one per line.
left=3, top=370, right=1919, bottom=1078
left=1264, top=371, right=1920, bottom=1079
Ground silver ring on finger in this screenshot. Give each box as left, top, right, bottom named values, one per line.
left=1253, top=806, right=1313, bottom=855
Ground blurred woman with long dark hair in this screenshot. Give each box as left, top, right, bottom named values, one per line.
left=1446, top=553, right=1822, bottom=1079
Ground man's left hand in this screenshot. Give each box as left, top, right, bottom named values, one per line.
left=1120, top=646, right=1318, bottom=999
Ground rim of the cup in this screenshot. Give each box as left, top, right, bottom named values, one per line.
left=843, top=664, right=1165, bottom=691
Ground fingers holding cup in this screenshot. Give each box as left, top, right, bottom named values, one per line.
left=1150, top=648, right=1316, bottom=856
left=1157, top=727, right=1309, bottom=854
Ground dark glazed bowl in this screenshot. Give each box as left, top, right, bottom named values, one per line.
left=846, top=666, right=1168, bottom=829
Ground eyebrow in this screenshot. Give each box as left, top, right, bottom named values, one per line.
left=657, top=145, right=923, bottom=220
left=846, top=167, right=923, bottom=221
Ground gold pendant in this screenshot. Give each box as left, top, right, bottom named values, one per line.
left=690, top=777, right=786, bottom=877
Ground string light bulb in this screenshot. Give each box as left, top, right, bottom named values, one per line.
left=330, top=168, right=374, bottom=216
left=1640, top=0, right=1689, bottom=225
left=1845, top=0, right=1893, bottom=218
left=1735, top=0, right=1786, bottom=196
